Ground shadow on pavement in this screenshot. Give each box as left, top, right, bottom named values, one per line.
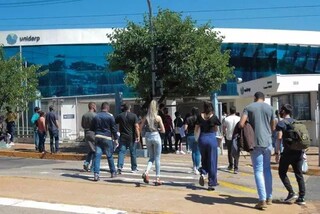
left=60, top=173, right=92, bottom=181
left=185, top=193, right=257, bottom=209
left=53, top=168, right=84, bottom=173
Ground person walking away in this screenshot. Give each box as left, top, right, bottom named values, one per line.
left=195, top=101, right=221, bottom=191
left=45, top=105, right=60, bottom=153
left=223, top=106, right=240, bottom=174
left=5, top=106, right=17, bottom=146
left=163, top=107, right=174, bottom=153
left=91, top=102, right=118, bottom=181
left=81, top=102, right=97, bottom=171
left=116, top=103, right=140, bottom=174
left=37, top=111, right=46, bottom=153
left=184, top=107, right=201, bottom=175
left=275, top=104, right=306, bottom=205
left=31, top=107, right=40, bottom=151
left=140, top=100, right=165, bottom=186
left=158, top=103, right=166, bottom=151
left=239, top=91, right=275, bottom=210
left=174, top=111, right=184, bottom=154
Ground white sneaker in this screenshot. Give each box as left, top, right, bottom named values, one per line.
left=175, top=150, right=180, bottom=154
left=9, top=142, right=15, bottom=146
left=180, top=150, right=186, bottom=155
left=5, top=144, right=11, bottom=148
left=193, top=167, right=200, bottom=175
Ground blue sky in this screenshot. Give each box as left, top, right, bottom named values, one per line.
left=0, top=0, right=319, bottom=31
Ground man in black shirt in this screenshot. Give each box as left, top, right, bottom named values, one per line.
left=116, top=103, right=140, bottom=173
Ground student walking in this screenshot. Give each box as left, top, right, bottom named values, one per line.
left=116, top=103, right=140, bottom=174
left=275, top=104, right=306, bottom=205
left=184, top=107, right=201, bottom=175
left=91, top=102, right=118, bottom=181
left=223, top=106, right=240, bottom=174
left=195, top=101, right=221, bottom=191
left=81, top=102, right=97, bottom=171
left=239, top=92, right=275, bottom=210
left=140, top=100, right=165, bottom=185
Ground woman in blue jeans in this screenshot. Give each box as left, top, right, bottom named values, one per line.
left=140, top=100, right=165, bottom=185
left=184, top=107, right=201, bottom=174
left=195, top=101, right=221, bottom=191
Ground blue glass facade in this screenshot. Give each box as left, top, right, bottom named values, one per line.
left=4, top=44, right=135, bottom=98
left=3, top=43, right=320, bottom=98
left=220, top=43, right=320, bottom=95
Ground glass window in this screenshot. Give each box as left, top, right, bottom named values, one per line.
left=272, top=93, right=310, bottom=120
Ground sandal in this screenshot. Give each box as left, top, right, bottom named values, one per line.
left=142, top=172, right=149, bottom=184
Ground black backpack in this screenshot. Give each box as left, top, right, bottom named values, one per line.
left=283, top=120, right=310, bottom=150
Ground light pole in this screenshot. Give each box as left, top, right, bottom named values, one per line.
left=147, top=0, right=156, bottom=98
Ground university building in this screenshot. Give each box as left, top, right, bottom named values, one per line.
left=1, top=28, right=320, bottom=145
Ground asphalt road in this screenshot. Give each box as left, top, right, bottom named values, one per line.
left=0, top=155, right=319, bottom=213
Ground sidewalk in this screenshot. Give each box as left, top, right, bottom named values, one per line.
left=0, top=139, right=320, bottom=176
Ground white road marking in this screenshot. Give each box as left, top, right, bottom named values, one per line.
left=0, top=197, right=126, bottom=214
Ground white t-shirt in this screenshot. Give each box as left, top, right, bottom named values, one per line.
left=223, top=114, right=240, bottom=140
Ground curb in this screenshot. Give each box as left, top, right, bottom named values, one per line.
left=0, top=150, right=85, bottom=161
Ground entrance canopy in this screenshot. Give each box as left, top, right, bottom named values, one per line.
left=237, top=74, right=320, bottom=97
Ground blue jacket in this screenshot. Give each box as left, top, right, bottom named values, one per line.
left=91, top=111, right=118, bottom=140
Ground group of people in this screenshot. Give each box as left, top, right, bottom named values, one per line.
left=31, top=105, right=60, bottom=154
left=79, top=91, right=306, bottom=210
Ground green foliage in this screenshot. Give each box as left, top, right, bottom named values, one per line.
left=107, top=9, right=234, bottom=100
left=0, top=46, right=45, bottom=111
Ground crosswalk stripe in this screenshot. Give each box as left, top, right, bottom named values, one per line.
left=0, top=197, right=126, bottom=214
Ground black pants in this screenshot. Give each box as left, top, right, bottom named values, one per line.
left=164, top=131, right=173, bottom=151
left=175, top=133, right=182, bottom=150
left=226, top=139, right=239, bottom=170
left=278, top=150, right=305, bottom=197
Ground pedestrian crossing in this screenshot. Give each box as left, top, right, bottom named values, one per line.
left=75, top=158, right=299, bottom=199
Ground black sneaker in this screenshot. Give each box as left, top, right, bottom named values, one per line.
left=117, top=168, right=122, bottom=175
left=83, top=164, right=89, bottom=172
left=284, top=192, right=298, bottom=203
left=111, top=172, right=117, bottom=178
left=199, top=174, right=205, bottom=186
left=295, top=197, right=306, bottom=205
left=227, top=165, right=233, bottom=170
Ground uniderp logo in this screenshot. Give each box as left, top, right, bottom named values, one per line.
left=6, top=33, right=18, bottom=45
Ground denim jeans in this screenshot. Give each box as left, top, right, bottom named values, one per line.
left=187, top=135, right=200, bottom=169
left=226, top=139, right=239, bottom=170
left=94, top=138, right=116, bottom=175
left=48, top=129, right=59, bottom=153
left=199, top=132, right=218, bottom=187
left=117, top=138, right=138, bottom=171
left=34, top=127, right=39, bottom=150
left=250, top=145, right=273, bottom=201
left=145, top=132, right=162, bottom=177
left=37, top=131, right=46, bottom=152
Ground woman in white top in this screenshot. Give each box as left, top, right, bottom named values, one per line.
left=140, top=100, right=165, bottom=185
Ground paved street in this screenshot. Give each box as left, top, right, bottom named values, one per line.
left=0, top=154, right=320, bottom=213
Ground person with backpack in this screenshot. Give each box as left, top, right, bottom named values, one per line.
left=275, top=104, right=307, bottom=205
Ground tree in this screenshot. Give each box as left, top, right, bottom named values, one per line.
left=107, top=9, right=234, bottom=101
left=0, top=46, right=44, bottom=111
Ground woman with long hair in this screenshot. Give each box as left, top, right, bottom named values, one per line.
left=184, top=107, right=201, bottom=174
left=140, top=100, right=165, bottom=185
left=195, top=101, right=221, bottom=191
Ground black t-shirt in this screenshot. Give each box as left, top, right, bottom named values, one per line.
left=196, top=114, right=221, bottom=133
left=185, top=115, right=197, bottom=135
left=115, top=111, right=138, bottom=143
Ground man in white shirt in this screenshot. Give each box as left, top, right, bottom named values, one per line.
left=223, top=106, right=240, bottom=173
